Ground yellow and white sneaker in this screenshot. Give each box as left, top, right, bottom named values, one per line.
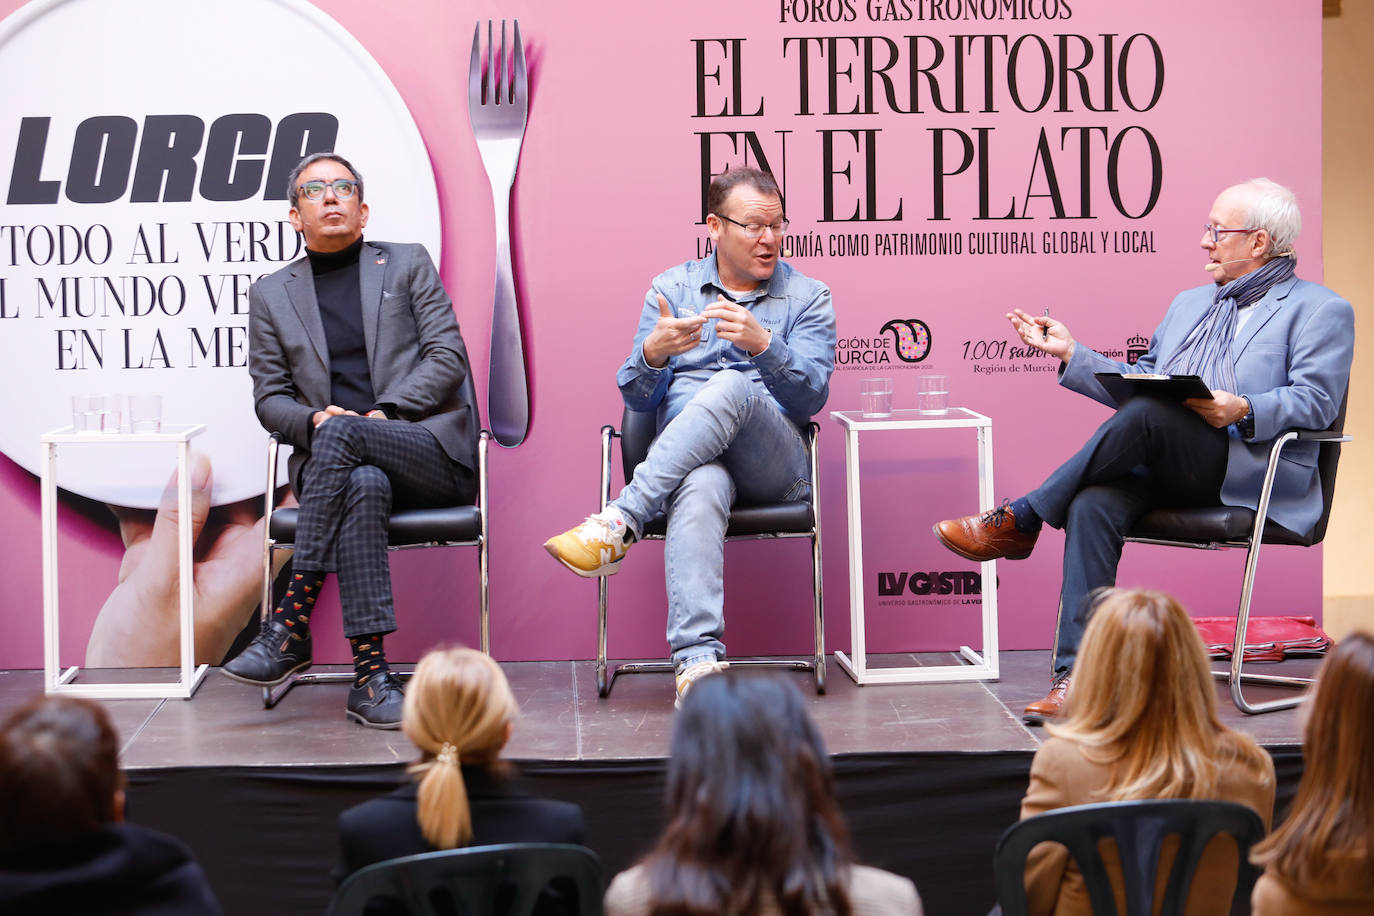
left=543, top=507, right=631, bottom=577
left=675, top=658, right=729, bottom=709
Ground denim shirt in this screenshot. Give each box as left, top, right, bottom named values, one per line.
left=615, top=256, right=837, bottom=429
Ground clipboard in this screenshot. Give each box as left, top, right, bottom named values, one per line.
left=1094, top=373, right=1214, bottom=402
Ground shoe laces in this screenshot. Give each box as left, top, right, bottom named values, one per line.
left=980, top=499, right=1013, bottom=529
left=576, top=511, right=622, bottom=544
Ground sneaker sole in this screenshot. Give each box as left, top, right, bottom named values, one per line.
left=345, top=709, right=403, bottom=730
left=218, top=659, right=312, bottom=688
left=931, top=524, right=1031, bottom=562
left=544, top=544, right=623, bottom=577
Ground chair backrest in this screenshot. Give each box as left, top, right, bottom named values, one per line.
left=329, top=843, right=604, bottom=916
left=618, top=407, right=659, bottom=484
left=993, top=799, right=1265, bottom=916
left=1307, top=384, right=1350, bottom=545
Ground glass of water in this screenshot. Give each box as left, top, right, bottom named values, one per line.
left=917, top=375, right=949, bottom=416
left=860, top=378, right=894, bottom=418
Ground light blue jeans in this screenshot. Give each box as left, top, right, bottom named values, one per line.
left=610, top=370, right=811, bottom=672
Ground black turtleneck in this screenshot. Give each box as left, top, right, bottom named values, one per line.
left=307, top=237, right=376, bottom=414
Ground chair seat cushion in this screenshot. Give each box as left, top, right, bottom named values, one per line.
left=1131, top=506, right=1312, bottom=547
left=640, top=501, right=814, bottom=539
left=269, top=505, right=482, bottom=546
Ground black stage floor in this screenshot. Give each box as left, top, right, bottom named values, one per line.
left=0, top=650, right=1319, bottom=916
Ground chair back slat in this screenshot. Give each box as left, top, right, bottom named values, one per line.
left=329, top=843, right=604, bottom=916
left=993, top=799, right=1265, bottom=916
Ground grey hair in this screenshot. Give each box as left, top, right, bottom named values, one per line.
left=287, top=152, right=364, bottom=207
left=1239, top=177, right=1300, bottom=257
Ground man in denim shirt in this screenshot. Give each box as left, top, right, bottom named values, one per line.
left=545, top=168, right=836, bottom=706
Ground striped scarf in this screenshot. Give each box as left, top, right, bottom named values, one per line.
left=1159, top=254, right=1296, bottom=393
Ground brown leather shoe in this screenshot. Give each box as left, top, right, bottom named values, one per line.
left=1023, top=674, right=1071, bottom=725
left=933, top=501, right=1038, bottom=561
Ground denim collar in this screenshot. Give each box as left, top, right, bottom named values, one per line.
left=701, top=253, right=782, bottom=303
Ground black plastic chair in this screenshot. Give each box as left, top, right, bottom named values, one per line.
left=256, top=376, right=490, bottom=709
left=595, top=407, right=825, bottom=697
left=993, top=799, right=1265, bottom=916
left=1123, top=388, right=1350, bottom=714
left=328, top=843, right=604, bottom=916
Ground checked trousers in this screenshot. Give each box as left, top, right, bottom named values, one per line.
left=292, top=416, right=475, bottom=637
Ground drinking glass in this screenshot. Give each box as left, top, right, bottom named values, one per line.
left=917, top=375, right=949, bottom=416
left=129, top=394, right=163, bottom=433
left=860, top=378, right=894, bottom=418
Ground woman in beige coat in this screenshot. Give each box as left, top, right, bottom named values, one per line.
left=1250, top=632, right=1374, bottom=915
left=1015, top=589, right=1275, bottom=916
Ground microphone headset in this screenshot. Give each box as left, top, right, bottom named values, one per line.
left=1203, top=257, right=1256, bottom=272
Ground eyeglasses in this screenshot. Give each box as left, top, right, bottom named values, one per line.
left=1203, top=224, right=1257, bottom=245
left=298, top=179, right=360, bottom=201
left=716, top=213, right=789, bottom=238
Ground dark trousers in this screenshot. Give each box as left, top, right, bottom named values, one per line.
left=1024, top=397, right=1228, bottom=674
left=293, top=416, right=475, bottom=638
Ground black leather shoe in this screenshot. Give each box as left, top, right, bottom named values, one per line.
left=346, top=671, right=405, bottom=729
left=220, top=620, right=312, bottom=686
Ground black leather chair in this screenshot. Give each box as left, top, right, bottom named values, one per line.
left=1124, top=389, right=1350, bottom=714
left=328, top=843, right=604, bottom=916
left=993, top=799, right=1265, bottom=916
left=595, top=407, right=825, bottom=697
left=256, top=387, right=490, bottom=710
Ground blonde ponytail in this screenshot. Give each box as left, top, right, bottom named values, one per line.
left=402, top=647, right=518, bottom=849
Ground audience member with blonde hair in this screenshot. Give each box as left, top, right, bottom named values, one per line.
left=334, top=646, right=584, bottom=882
left=1250, top=631, right=1374, bottom=915
left=1016, top=589, right=1275, bottom=916
left=605, top=670, right=922, bottom=915
left=0, top=695, right=222, bottom=914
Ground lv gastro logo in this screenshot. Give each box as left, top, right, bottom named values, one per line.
left=878, top=571, right=985, bottom=596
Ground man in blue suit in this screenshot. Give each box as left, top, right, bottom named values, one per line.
left=933, top=178, right=1354, bottom=722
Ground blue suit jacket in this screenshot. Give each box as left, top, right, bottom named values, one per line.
left=1059, top=274, right=1354, bottom=535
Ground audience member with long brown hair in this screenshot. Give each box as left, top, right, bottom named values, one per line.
left=1016, top=589, right=1275, bottom=916
left=604, top=670, right=922, bottom=916
left=334, top=646, right=584, bottom=881
left=1250, top=631, right=1374, bottom=914
left=0, top=695, right=221, bottom=914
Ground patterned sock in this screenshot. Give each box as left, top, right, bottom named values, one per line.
left=269, top=570, right=326, bottom=638
left=1010, top=497, right=1043, bottom=534
left=349, top=634, right=391, bottom=688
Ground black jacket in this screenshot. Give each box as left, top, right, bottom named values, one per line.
left=0, top=822, right=221, bottom=915
left=334, top=765, right=586, bottom=886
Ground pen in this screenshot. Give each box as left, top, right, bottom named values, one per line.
left=1042, top=307, right=1050, bottom=341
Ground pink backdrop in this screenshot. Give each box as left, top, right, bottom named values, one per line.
left=0, top=0, right=1326, bottom=667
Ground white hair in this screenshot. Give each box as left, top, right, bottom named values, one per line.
left=1239, top=177, right=1301, bottom=256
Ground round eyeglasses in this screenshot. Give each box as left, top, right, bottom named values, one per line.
left=298, top=179, right=360, bottom=201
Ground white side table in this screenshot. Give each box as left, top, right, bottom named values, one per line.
left=830, top=408, right=1000, bottom=684
left=41, top=424, right=210, bottom=699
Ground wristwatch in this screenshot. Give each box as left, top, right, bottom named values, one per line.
left=1237, top=396, right=1255, bottom=438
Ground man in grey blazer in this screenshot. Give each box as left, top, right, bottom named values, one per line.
left=222, top=153, right=478, bottom=728
left=933, top=178, right=1354, bottom=723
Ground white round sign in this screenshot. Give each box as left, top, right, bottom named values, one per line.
left=0, top=0, right=440, bottom=507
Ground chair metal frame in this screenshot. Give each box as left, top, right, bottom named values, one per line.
left=595, top=412, right=825, bottom=697
left=256, top=429, right=490, bottom=709
left=993, top=799, right=1265, bottom=916
left=1124, top=399, right=1350, bottom=714
left=328, top=842, right=604, bottom=916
